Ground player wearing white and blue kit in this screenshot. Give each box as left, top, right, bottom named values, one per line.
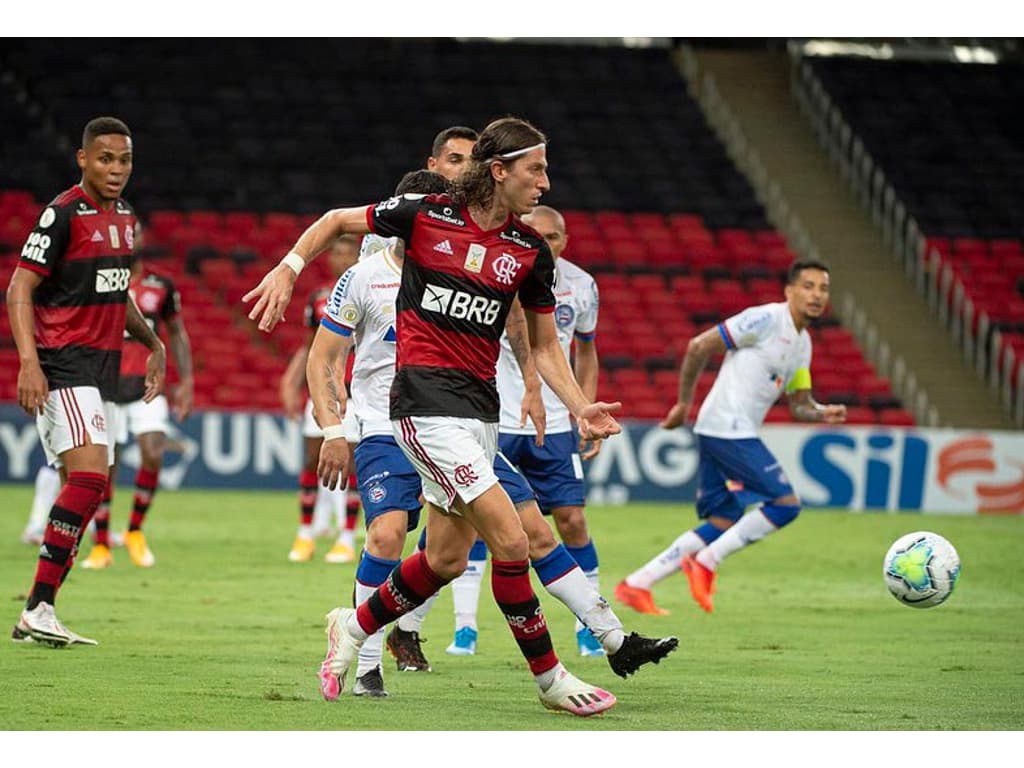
left=616, top=258, right=847, bottom=615
left=442, top=205, right=609, bottom=657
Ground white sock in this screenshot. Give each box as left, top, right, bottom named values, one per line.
left=336, top=528, right=355, bottom=548
left=574, top=567, right=602, bottom=633
left=297, top=524, right=312, bottom=539
left=451, top=559, right=486, bottom=631
left=535, top=661, right=566, bottom=692
left=27, top=466, right=60, bottom=534
left=311, top=486, right=333, bottom=534
left=333, top=486, right=350, bottom=532
left=344, top=610, right=370, bottom=643
left=626, top=530, right=706, bottom=590
left=398, top=591, right=437, bottom=633
left=697, top=511, right=777, bottom=570
left=354, top=580, right=384, bottom=676
left=544, top=566, right=624, bottom=654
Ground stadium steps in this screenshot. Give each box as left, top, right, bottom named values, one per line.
left=681, top=48, right=1012, bottom=429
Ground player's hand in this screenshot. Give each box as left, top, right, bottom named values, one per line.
left=520, top=385, right=546, bottom=447
left=660, top=401, right=690, bottom=430
left=142, top=344, right=167, bottom=403
left=576, top=401, right=622, bottom=441
left=821, top=404, right=847, bottom=424
left=317, top=435, right=351, bottom=490
left=243, top=263, right=297, bottom=333
left=173, top=379, right=194, bottom=421
left=17, top=361, right=48, bottom=416
left=579, top=435, right=603, bottom=461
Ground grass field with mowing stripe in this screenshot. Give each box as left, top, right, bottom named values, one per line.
left=1, top=485, right=1021, bottom=731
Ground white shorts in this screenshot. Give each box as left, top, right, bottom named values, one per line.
left=115, top=395, right=169, bottom=444
left=36, top=386, right=118, bottom=468
left=392, top=415, right=498, bottom=512
left=303, top=398, right=360, bottom=443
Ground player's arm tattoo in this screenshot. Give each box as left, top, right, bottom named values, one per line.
left=506, top=300, right=539, bottom=385
left=324, top=362, right=341, bottom=409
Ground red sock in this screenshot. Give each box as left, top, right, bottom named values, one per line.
left=492, top=559, right=558, bottom=676
left=298, top=469, right=317, bottom=528
left=93, top=477, right=113, bottom=546
left=128, top=468, right=159, bottom=531
left=356, top=550, right=448, bottom=633
left=345, top=472, right=360, bottom=532
left=27, top=472, right=107, bottom=610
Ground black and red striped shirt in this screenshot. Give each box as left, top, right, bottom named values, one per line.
left=367, top=193, right=555, bottom=421
left=116, top=271, right=179, bottom=403
left=17, top=186, right=136, bottom=399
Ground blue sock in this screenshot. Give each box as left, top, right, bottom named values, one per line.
left=531, top=544, right=578, bottom=586
left=416, top=527, right=427, bottom=552
left=356, top=550, right=400, bottom=588
left=469, top=538, right=487, bottom=560
left=761, top=504, right=801, bottom=528
left=695, top=522, right=725, bottom=545
left=565, top=540, right=599, bottom=573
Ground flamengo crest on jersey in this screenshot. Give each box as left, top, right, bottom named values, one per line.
left=695, top=302, right=813, bottom=439
left=368, top=192, right=555, bottom=422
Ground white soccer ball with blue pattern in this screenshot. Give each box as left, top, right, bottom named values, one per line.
left=883, top=531, right=961, bottom=608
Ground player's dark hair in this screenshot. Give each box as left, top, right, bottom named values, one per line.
left=431, top=126, right=478, bottom=158
left=787, top=257, right=831, bottom=284
left=452, top=117, right=547, bottom=210
left=82, top=116, right=131, bottom=148
left=395, top=169, right=450, bottom=196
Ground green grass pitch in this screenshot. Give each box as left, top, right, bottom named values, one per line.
left=1, top=485, right=1021, bottom=731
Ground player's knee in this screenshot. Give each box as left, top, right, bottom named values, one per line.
left=552, top=506, right=588, bottom=546
left=487, top=527, right=530, bottom=562
left=762, top=499, right=801, bottom=528
left=365, top=516, right=406, bottom=560
left=525, top=521, right=557, bottom=561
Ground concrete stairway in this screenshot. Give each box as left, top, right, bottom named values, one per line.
left=682, top=48, right=1012, bottom=429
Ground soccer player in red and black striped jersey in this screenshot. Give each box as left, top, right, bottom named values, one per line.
left=245, top=117, right=625, bottom=716
left=80, top=249, right=194, bottom=570
left=7, top=116, right=166, bottom=647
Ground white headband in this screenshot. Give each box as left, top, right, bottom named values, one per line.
left=490, top=142, right=546, bottom=162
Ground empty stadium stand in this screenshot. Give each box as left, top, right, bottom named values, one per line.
left=0, top=39, right=907, bottom=423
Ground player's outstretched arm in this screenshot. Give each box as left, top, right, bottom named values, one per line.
left=788, top=389, right=847, bottom=424
left=660, top=326, right=724, bottom=429
left=243, top=206, right=372, bottom=333
left=306, top=325, right=353, bottom=490
left=6, top=268, right=47, bottom=416
left=525, top=308, right=621, bottom=441
left=126, top=293, right=166, bottom=403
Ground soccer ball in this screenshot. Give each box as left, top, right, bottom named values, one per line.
left=883, top=531, right=961, bottom=608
